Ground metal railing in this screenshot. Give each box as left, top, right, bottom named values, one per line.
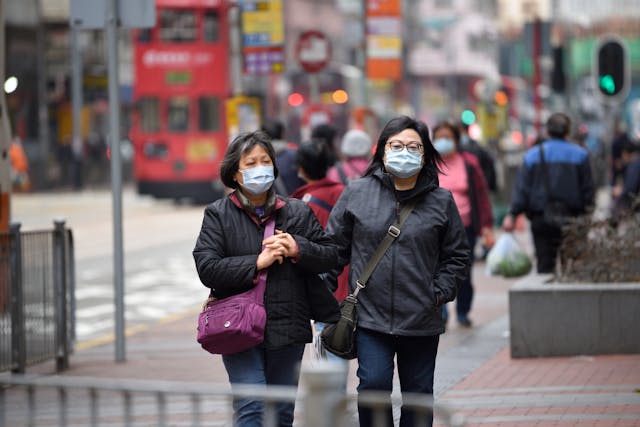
left=0, top=364, right=465, bottom=427
left=0, top=220, right=75, bottom=373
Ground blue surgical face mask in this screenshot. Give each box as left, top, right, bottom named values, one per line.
left=433, top=138, right=456, bottom=156
left=239, top=165, right=275, bottom=195
left=384, top=148, right=423, bottom=179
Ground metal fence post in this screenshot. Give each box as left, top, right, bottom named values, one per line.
left=301, top=361, right=347, bottom=427
left=53, top=219, right=69, bottom=371
left=9, top=222, right=25, bottom=373
left=66, top=229, right=76, bottom=346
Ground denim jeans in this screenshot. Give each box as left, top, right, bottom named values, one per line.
left=356, top=328, right=439, bottom=427
left=222, top=343, right=306, bottom=427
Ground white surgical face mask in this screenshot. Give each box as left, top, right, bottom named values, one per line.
left=433, top=138, right=456, bottom=156
left=384, top=148, right=423, bottom=178
left=240, top=165, right=275, bottom=195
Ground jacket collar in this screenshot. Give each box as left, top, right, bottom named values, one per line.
left=230, top=189, right=286, bottom=225
left=372, top=165, right=439, bottom=202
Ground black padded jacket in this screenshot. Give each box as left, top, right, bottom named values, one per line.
left=327, top=168, right=470, bottom=336
left=193, top=192, right=339, bottom=348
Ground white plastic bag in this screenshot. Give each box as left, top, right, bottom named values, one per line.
left=486, top=233, right=532, bottom=277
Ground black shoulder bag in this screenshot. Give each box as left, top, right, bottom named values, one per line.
left=539, top=144, right=571, bottom=228
left=320, top=200, right=417, bottom=359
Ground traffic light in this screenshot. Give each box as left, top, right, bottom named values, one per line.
left=596, top=38, right=628, bottom=100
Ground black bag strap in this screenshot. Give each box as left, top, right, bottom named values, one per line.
left=351, top=199, right=417, bottom=299
left=538, top=143, right=554, bottom=200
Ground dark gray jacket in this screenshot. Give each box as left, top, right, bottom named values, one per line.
left=193, top=193, right=339, bottom=348
left=327, top=168, right=470, bottom=336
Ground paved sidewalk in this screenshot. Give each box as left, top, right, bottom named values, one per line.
left=4, top=233, right=640, bottom=426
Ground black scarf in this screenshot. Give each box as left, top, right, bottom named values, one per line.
left=235, top=187, right=278, bottom=222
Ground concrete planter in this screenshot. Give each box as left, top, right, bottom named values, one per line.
left=509, top=274, right=640, bottom=358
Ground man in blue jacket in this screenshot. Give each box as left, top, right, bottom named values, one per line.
left=503, top=113, right=595, bottom=273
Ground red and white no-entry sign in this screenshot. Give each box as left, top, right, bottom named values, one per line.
left=295, top=31, right=331, bottom=73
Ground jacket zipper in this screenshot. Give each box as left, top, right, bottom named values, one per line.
left=390, top=200, right=400, bottom=334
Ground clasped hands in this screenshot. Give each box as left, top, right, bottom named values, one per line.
left=256, top=230, right=299, bottom=270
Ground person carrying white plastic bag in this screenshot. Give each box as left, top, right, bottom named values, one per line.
left=486, top=233, right=532, bottom=277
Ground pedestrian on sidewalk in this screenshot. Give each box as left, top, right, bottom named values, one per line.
left=193, top=131, right=340, bottom=427
left=290, top=139, right=350, bottom=373
left=458, top=121, right=497, bottom=193
left=327, top=116, right=470, bottom=427
left=433, top=120, right=494, bottom=328
left=327, top=129, right=374, bottom=184
left=261, top=119, right=303, bottom=196
left=290, top=139, right=348, bottom=301
left=502, top=112, right=595, bottom=273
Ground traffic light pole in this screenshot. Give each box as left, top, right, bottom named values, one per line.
left=0, top=0, right=12, bottom=233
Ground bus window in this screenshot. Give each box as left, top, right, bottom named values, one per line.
left=203, top=11, right=219, bottom=42
left=139, top=98, right=160, bottom=132
left=198, top=97, right=221, bottom=131
left=168, top=98, right=190, bottom=132
left=159, top=10, right=196, bottom=42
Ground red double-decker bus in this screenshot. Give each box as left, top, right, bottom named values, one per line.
left=130, top=0, right=229, bottom=202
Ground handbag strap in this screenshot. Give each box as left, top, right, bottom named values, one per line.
left=203, top=215, right=276, bottom=309
left=253, top=216, right=276, bottom=300
left=351, top=199, right=417, bottom=299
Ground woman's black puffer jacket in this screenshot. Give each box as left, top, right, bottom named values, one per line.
left=327, top=168, right=470, bottom=336
left=193, top=193, right=339, bottom=348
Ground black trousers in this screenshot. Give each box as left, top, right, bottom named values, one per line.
left=530, top=216, right=564, bottom=274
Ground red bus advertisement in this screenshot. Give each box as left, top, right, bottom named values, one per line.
left=130, top=0, right=229, bottom=202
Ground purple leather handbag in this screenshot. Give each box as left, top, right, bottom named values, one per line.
left=197, top=217, right=275, bottom=355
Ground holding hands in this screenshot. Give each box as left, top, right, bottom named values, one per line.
left=256, top=230, right=299, bottom=270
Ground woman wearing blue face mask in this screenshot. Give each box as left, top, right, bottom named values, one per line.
left=327, top=116, right=470, bottom=427
left=433, top=121, right=495, bottom=329
left=193, top=131, right=340, bottom=427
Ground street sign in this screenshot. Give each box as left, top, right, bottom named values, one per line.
left=70, top=0, right=155, bottom=29
left=295, top=31, right=332, bottom=73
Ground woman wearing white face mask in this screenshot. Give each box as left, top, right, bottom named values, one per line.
left=327, top=116, right=470, bottom=427
left=193, top=131, right=340, bottom=427
left=433, top=121, right=495, bottom=329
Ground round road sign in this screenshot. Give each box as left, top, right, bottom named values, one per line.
left=295, top=31, right=331, bottom=73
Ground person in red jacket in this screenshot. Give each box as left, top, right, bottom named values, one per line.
left=433, top=121, right=494, bottom=328
left=291, top=140, right=350, bottom=369
left=290, top=140, right=349, bottom=301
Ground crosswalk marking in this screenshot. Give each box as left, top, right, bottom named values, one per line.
left=74, top=255, right=205, bottom=343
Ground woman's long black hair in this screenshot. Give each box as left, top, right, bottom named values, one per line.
left=364, top=115, right=444, bottom=177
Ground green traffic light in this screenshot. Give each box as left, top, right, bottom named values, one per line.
left=599, top=74, right=616, bottom=94
left=461, top=110, right=476, bottom=125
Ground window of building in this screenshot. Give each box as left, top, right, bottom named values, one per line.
left=198, top=97, right=221, bottom=131
left=168, top=97, right=190, bottom=132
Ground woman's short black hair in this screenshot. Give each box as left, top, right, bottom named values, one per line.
left=433, top=120, right=461, bottom=147
left=220, top=131, right=279, bottom=189
left=296, top=140, right=331, bottom=181
left=365, top=115, right=444, bottom=176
